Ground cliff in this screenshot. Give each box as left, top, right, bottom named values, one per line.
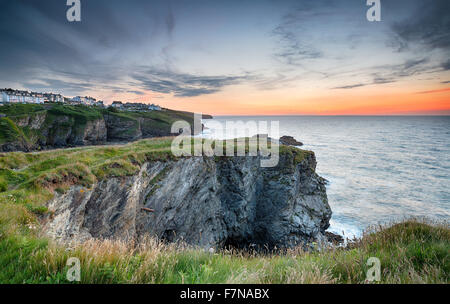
left=0, top=136, right=446, bottom=284
left=0, top=104, right=202, bottom=152
left=41, top=143, right=331, bottom=249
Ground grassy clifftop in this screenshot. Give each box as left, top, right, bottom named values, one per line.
left=0, top=137, right=312, bottom=207
left=0, top=139, right=448, bottom=283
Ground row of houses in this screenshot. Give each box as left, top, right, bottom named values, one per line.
left=0, top=89, right=69, bottom=104
left=1, top=88, right=162, bottom=112
left=1, top=89, right=46, bottom=104
left=111, top=101, right=161, bottom=112
left=69, top=96, right=104, bottom=107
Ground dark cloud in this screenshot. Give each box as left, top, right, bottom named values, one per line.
left=385, top=34, right=409, bottom=53
left=0, top=1, right=180, bottom=94
left=127, top=90, right=146, bottom=95
left=389, top=58, right=430, bottom=78
left=388, top=0, right=450, bottom=72
left=372, top=77, right=395, bottom=85
left=270, top=2, right=329, bottom=66
left=131, top=69, right=253, bottom=97
left=24, top=78, right=94, bottom=93
left=0, top=0, right=251, bottom=98
left=332, top=58, right=432, bottom=90
left=166, top=5, right=175, bottom=36
left=441, top=60, right=450, bottom=71
left=272, top=24, right=322, bottom=65
left=369, top=58, right=431, bottom=85
left=391, top=0, right=450, bottom=52
left=332, top=83, right=366, bottom=90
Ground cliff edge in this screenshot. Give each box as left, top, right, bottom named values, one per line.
left=0, top=103, right=202, bottom=152
left=43, top=146, right=331, bottom=249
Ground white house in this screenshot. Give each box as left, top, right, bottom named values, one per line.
left=1, top=91, right=8, bottom=103
left=44, top=93, right=64, bottom=103
left=71, top=96, right=97, bottom=105
left=111, top=101, right=124, bottom=109
left=148, top=104, right=161, bottom=111
left=0, top=89, right=45, bottom=104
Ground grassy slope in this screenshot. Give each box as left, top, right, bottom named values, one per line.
left=0, top=104, right=200, bottom=146
left=0, top=103, right=46, bottom=116
left=0, top=104, right=45, bottom=145
left=0, top=139, right=448, bottom=284
left=0, top=104, right=103, bottom=146
left=0, top=137, right=307, bottom=211
left=0, top=117, right=25, bottom=144
left=104, top=107, right=200, bottom=137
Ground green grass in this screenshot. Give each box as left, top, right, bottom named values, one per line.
left=42, top=105, right=104, bottom=139
left=103, top=106, right=199, bottom=135
left=48, top=104, right=103, bottom=122
left=0, top=217, right=447, bottom=284
left=0, top=136, right=447, bottom=284
left=0, top=104, right=202, bottom=147
left=0, top=137, right=176, bottom=193
left=0, top=103, right=45, bottom=116
left=0, top=117, right=25, bottom=144
left=0, top=104, right=103, bottom=146
left=46, top=104, right=103, bottom=129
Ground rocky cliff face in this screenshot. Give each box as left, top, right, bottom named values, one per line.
left=44, top=151, right=332, bottom=249
left=0, top=106, right=201, bottom=152
left=104, top=114, right=142, bottom=142
left=82, top=119, right=108, bottom=145
left=14, top=111, right=47, bottom=129
left=38, top=116, right=108, bottom=148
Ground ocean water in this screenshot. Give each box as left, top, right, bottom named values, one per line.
left=202, top=116, right=450, bottom=237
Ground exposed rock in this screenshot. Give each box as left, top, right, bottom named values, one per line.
left=139, top=117, right=172, bottom=137
left=0, top=141, right=33, bottom=152
left=14, top=112, right=46, bottom=129
left=82, top=119, right=107, bottom=145
left=0, top=105, right=202, bottom=152
left=279, top=136, right=303, bottom=146
left=104, top=113, right=142, bottom=142
left=43, top=151, right=332, bottom=250
left=325, top=231, right=344, bottom=245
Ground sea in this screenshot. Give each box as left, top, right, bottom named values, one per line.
left=201, top=116, right=450, bottom=238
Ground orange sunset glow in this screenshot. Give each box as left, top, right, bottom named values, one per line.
left=2, top=0, right=449, bottom=116
left=114, top=83, right=450, bottom=116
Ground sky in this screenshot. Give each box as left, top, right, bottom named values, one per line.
left=0, top=0, right=449, bottom=115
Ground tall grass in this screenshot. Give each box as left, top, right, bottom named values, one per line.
left=0, top=217, right=448, bottom=284
left=0, top=139, right=448, bottom=284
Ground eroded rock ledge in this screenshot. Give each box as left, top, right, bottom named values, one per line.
left=44, top=151, right=331, bottom=249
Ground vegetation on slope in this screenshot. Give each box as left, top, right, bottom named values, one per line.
left=0, top=103, right=203, bottom=148
left=0, top=103, right=45, bottom=117
left=0, top=136, right=308, bottom=205
left=0, top=217, right=447, bottom=283
left=103, top=106, right=202, bottom=137
left=0, top=138, right=447, bottom=284
left=0, top=117, right=26, bottom=144
left=46, top=104, right=104, bottom=127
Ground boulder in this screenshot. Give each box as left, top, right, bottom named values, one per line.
left=279, top=136, right=303, bottom=146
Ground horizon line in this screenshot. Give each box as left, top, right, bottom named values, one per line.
left=207, top=113, right=450, bottom=117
